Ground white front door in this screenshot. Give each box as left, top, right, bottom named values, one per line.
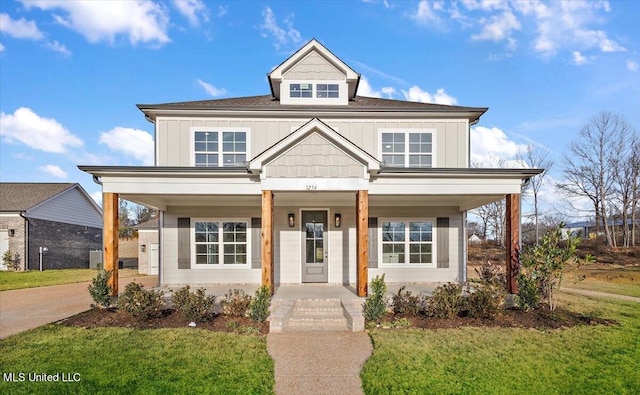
left=149, top=243, right=159, bottom=275
left=0, top=230, right=9, bottom=270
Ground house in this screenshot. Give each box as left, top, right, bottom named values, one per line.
left=79, top=39, right=541, bottom=296
left=468, top=234, right=482, bottom=244
left=0, top=183, right=102, bottom=270
left=135, top=217, right=159, bottom=275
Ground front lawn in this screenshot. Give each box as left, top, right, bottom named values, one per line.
left=0, top=269, right=142, bottom=291
left=563, top=264, right=640, bottom=298
left=0, top=325, right=274, bottom=394
left=361, top=292, right=640, bottom=394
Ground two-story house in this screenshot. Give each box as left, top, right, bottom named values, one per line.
left=80, top=39, right=540, bottom=297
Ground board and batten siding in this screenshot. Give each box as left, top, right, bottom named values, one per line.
left=156, top=118, right=468, bottom=168
left=26, top=187, right=102, bottom=228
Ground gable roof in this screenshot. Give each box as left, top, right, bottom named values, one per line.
left=0, top=183, right=76, bottom=212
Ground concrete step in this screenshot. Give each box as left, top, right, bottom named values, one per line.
left=285, top=316, right=350, bottom=331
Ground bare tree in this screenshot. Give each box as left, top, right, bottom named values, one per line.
left=558, top=111, right=632, bottom=247
left=519, top=145, right=554, bottom=243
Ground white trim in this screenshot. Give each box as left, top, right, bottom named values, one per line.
left=299, top=208, right=331, bottom=283
left=189, top=127, right=251, bottom=167
left=378, top=128, right=436, bottom=168
left=378, top=217, right=437, bottom=268
left=0, top=213, right=21, bottom=217
left=280, top=80, right=348, bottom=106
left=269, top=39, right=359, bottom=80
left=190, top=218, right=251, bottom=269
left=262, top=178, right=369, bottom=191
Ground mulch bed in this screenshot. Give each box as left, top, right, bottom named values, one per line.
left=59, top=308, right=269, bottom=335
left=378, top=307, right=617, bottom=330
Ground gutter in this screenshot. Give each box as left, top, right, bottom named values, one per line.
left=19, top=211, right=29, bottom=271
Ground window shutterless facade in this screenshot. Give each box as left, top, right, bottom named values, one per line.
left=316, top=83, right=339, bottom=98
left=380, top=130, right=434, bottom=168
left=192, top=128, right=249, bottom=167
left=192, top=219, right=250, bottom=267
left=379, top=219, right=435, bottom=267
left=290, top=83, right=313, bottom=98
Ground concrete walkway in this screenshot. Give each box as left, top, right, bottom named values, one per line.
left=268, top=331, right=373, bottom=395
left=0, top=275, right=157, bottom=339
left=560, top=287, right=640, bottom=303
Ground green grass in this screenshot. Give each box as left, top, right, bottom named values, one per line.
left=0, top=326, right=274, bottom=394
left=563, top=264, right=640, bottom=298
left=361, top=293, right=640, bottom=394
left=0, top=269, right=142, bottom=291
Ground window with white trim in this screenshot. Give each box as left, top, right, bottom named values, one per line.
left=380, top=219, right=435, bottom=266
left=193, top=220, right=249, bottom=266
left=316, top=83, right=339, bottom=98
left=381, top=131, right=433, bottom=168
left=193, top=130, right=247, bottom=167
left=290, top=83, right=313, bottom=98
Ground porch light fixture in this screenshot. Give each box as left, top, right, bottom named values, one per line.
left=8, top=229, right=15, bottom=237
left=288, top=213, right=295, bottom=228
left=334, top=213, right=342, bottom=228
left=141, top=244, right=146, bottom=253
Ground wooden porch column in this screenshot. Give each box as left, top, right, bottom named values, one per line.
left=103, top=192, right=119, bottom=296
left=505, top=193, right=520, bottom=294
left=356, top=190, right=369, bottom=297
left=261, top=191, right=274, bottom=295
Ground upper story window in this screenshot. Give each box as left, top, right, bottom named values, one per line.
left=193, top=129, right=248, bottom=167
left=380, top=130, right=433, bottom=168
left=316, top=84, right=339, bottom=98
left=290, top=83, right=313, bottom=98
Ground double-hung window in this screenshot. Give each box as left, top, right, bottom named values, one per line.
left=193, top=129, right=248, bottom=167
left=193, top=219, right=249, bottom=267
left=380, top=219, right=435, bottom=266
left=316, top=83, right=339, bottom=98
left=290, top=83, right=313, bottom=98
left=380, top=130, right=433, bottom=168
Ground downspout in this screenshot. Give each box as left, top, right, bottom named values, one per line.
left=19, top=211, right=29, bottom=271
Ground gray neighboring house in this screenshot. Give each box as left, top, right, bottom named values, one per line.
left=0, top=183, right=103, bottom=270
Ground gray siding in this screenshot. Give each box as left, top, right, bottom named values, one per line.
left=283, top=52, right=344, bottom=80
left=266, top=133, right=364, bottom=178
left=26, top=187, right=102, bottom=228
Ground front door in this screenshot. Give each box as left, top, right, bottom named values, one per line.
left=149, top=243, right=159, bottom=275
left=302, top=210, right=328, bottom=283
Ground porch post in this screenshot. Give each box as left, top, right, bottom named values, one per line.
left=103, top=192, right=119, bottom=296
left=356, top=190, right=369, bottom=297
left=505, top=193, right=520, bottom=294
left=261, top=191, right=274, bottom=295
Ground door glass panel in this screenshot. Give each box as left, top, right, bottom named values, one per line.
left=304, top=212, right=326, bottom=264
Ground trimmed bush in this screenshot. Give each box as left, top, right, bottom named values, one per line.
left=391, top=286, right=422, bottom=315
left=516, top=272, right=541, bottom=311
left=248, top=286, right=272, bottom=322
left=221, top=289, right=252, bottom=317
left=88, top=263, right=113, bottom=308
left=425, top=283, right=463, bottom=318
left=117, top=282, right=164, bottom=320
left=464, top=284, right=504, bottom=319
left=171, top=286, right=216, bottom=322
left=363, top=274, right=388, bottom=322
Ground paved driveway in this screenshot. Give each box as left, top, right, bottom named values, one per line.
left=0, top=276, right=157, bottom=339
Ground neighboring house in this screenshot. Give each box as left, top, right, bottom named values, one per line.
left=135, top=217, right=159, bottom=275
left=80, top=39, right=540, bottom=296
left=0, top=183, right=102, bottom=270
left=468, top=234, right=482, bottom=244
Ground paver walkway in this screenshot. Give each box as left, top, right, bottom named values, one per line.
left=0, top=276, right=157, bottom=339
left=268, top=331, right=373, bottom=395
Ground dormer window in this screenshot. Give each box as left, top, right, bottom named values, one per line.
left=317, top=84, right=339, bottom=98
left=290, top=83, right=312, bottom=98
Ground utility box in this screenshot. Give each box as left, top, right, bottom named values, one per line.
left=89, top=250, right=102, bottom=269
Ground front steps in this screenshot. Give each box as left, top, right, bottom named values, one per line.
left=270, top=298, right=364, bottom=332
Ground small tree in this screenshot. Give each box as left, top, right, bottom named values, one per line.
left=520, top=225, right=582, bottom=311
left=88, top=263, right=113, bottom=308
left=363, top=274, right=388, bottom=322
left=248, top=285, right=272, bottom=322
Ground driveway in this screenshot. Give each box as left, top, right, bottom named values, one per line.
left=0, top=275, right=157, bottom=339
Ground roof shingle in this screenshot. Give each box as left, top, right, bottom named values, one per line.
left=0, top=183, right=76, bottom=211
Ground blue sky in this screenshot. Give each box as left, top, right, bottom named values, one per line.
left=1, top=0, right=638, bottom=221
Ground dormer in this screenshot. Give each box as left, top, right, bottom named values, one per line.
left=268, top=39, right=360, bottom=106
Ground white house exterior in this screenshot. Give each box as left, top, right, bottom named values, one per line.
left=80, top=39, right=540, bottom=296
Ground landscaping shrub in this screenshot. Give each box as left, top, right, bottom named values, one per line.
left=425, top=282, right=463, bottom=318
left=248, top=285, right=271, bottom=322
left=464, top=284, right=504, bottom=319
left=363, top=274, right=388, bottom=322
left=391, top=286, right=422, bottom=315
left=474, top=261, right=506, bottom=288
left=221, top=289, right=252, bottom=317
left=516, top=271, right=541, bottom=311
left=88, top=263, right=113, bottom=308
left=171, top=286, right=216, bottom=322
left=117, top=281, right=164, bottom=320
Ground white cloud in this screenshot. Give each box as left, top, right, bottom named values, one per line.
left=90, top=190, right=103, bottom=206
left=411, top=0, right=442, bottom=24
left=173, top=0, right=208, bottom=26
left=99, top=127, right=154, bottom=165
left=259, top=7, right=302, bottom=51
left=44, top=40, right=71, bottom=56
left=357, top=76, right=382, bottom=98
left=627, top=60, right=639, bottom=72
left=381, top=87, right=396, bottom=98
left=0, top=107, right=83, bottom=153
left=22, top=0, right=170, bottom=46
left=470, top=126, right=528, bottom=165
left=471, top=10, right=520, bottom=50
left=196, top=79, right=226, bottom=97
left=402, top=86, right=458, bottom=105
left=572, top=51, right=587, bottom=65
left=0, top=13, right=44, bottom=40
left=39, top=164, right=67, bottom=179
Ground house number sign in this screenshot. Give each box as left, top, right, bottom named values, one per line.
left=305, top=184, right=318, bottom=190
